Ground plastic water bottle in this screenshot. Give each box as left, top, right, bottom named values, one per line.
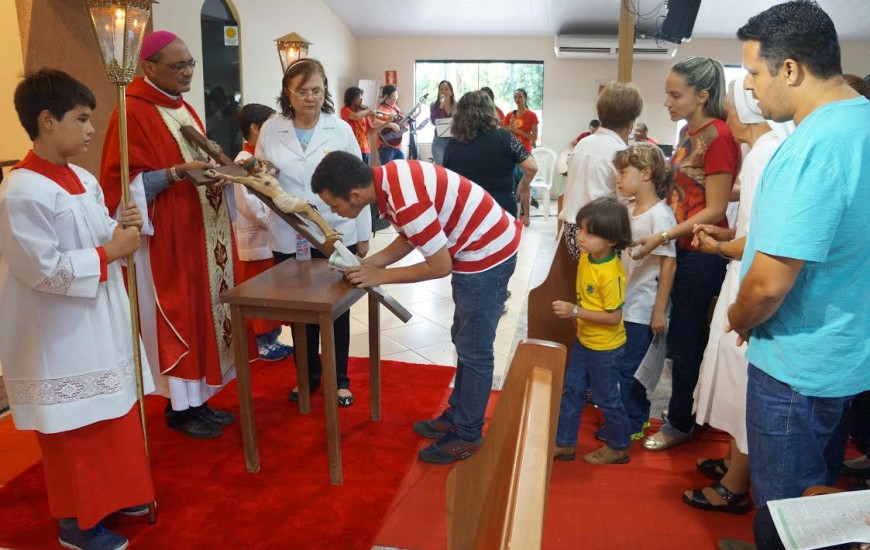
left=295, top=233, right=311, bottom=261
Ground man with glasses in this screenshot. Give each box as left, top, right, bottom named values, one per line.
left=100, top=31, right=238, bottom=439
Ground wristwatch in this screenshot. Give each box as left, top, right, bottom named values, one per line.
left=572, top=305, right=579, bottom=318
left=660, top=231, right=671, bottom=246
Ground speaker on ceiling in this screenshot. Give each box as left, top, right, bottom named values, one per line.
left=659, top=0, right=702, bottom=44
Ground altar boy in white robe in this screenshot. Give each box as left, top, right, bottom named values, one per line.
left=0, top=69, right=155, bottom=550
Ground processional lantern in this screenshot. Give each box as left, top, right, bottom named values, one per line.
left=83, top=0, right=158, bottom=523
left=275, top=32, right=312, bottom=73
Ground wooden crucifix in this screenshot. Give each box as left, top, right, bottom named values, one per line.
left=180, top=126, right=413, bottom=323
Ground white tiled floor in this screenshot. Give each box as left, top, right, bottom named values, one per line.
left=285, top=207, right=561, bottom=390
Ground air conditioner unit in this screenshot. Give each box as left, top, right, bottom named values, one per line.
left=554, top=35, right=677, bottom=60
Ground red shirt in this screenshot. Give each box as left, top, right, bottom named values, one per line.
left=372, top=160, right=521, bottom=273
left=503, top=109, right=539, bottom=152
left=340, top=105, right=373, bottom=154
left=670, top=119, right=740, bottom=250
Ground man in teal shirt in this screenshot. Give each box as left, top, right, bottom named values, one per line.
left=729, top=2, right=870, bottom=549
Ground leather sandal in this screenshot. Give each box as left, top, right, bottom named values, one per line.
left=697, top=457, right=729, bottom=482
left=683, top=482, right=752, bottom=515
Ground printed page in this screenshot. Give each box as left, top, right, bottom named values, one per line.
left=769, top=491, right=870, bottom=550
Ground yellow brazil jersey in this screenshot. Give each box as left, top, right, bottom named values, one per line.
left=575, top=252, right=626, bottom=351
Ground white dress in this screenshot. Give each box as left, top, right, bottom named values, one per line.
left=0, top=164, right=154, bottom=434
left=693, top=131, right=783, bottom=452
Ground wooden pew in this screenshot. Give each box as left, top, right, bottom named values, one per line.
left=446, top=339, right=567, bottom=550
left=527, top=234, right=577, bottom=370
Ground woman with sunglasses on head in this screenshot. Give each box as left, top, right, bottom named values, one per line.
left=256, top=58, right=371, bottom=408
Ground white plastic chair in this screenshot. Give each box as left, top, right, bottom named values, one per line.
left=530, top=147, right=557, bottom=220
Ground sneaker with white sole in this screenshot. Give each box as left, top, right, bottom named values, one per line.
left=258, top=342, right=290, bottom=362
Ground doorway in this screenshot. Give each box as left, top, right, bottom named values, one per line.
left=200, top=0, right=242, bottom=159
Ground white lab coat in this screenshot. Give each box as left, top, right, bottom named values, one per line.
left=256, top=113, right=371, bottom=254
left=0, top=165, right=154, bottom=433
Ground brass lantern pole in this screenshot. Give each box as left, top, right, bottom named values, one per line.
left=83, top=0, right=158, bottom=524
left=275, top=32, right=312, bottom=73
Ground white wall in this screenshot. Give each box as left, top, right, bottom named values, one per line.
left=0, top=0, right=29, bottom=163
left=152, top=0, right=358, bottom=123
left=358, top=36, right=870, bottom=155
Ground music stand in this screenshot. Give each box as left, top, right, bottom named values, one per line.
left=434, top=117, right=453, bottom=139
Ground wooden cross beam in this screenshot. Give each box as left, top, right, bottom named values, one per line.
left=180, top=125, right=413, bottom=323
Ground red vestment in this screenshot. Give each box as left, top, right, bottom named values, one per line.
left=37, top=405, right=154, bottom=529
left=100, top=77, right=238, bottom=385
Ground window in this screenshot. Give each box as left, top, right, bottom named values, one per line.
left=414, top=60, right=544, bottom=144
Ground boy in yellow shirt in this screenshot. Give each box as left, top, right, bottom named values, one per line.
left=553, top=197, right=633, bottom=464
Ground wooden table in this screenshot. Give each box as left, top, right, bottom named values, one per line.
left=220, top=258, right=381, bottom=485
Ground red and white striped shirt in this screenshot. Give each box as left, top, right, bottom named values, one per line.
left=372, top=160, right=521, bottom=273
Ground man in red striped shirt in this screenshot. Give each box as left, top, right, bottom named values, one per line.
left=313, top=151, right=520, bottom=464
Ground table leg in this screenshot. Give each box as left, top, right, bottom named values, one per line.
left=231, top=305, right=260, bottom=473
left=320, top=313, right=343, bottom=485
left=368, top=294, right=382, bottom=422
left=292, top=322, right=310, bottom=414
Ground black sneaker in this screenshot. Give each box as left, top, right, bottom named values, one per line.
left=418, top=432, right=482, bottom=464
left=59, top=519, right=128, bottom=550
left=413, top=411, right=454, bottom=439
left=170, top=417, right=222, bottom=439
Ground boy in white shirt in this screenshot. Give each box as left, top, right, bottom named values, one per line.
left=233, top=103, right=292, bottom=361
left=613, top=143, right=677, bottom=440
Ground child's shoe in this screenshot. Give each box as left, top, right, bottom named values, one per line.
left=583, top=444, right=630, bottom=465
left=59, top=519, right=128, bottom=550
left=258, top=342, right=289, bottom=362
left=553, top=445, right=576, bottom=461
left=631, top=421, right=652, bottom=441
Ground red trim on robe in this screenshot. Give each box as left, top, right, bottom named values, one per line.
left=96, top=246, right=108, bottom=282
left=100, top=77, right=239, bottom=384
left=13, top=151, right=86, bottom=195
left=36, top=405, right=154, bottom=529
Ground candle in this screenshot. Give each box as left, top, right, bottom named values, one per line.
left=114, top=8, right=125, bottom=66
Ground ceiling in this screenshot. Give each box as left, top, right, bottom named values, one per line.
left=321, top=0, right=870, bottom=40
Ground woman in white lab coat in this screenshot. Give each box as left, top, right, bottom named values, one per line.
left=256, top=58, right=371, bottom=407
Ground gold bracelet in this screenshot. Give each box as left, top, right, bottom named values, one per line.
left=660, top=231, right=671, bottom=246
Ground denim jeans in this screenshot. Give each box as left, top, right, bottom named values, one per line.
left=617, top=322, right=653, bottom=434
left=444, top=254, right=516, bottom=441
left=273, top=246, right=357, bottom=389
left=361, top=152, right=371, bottom=166
left=431, top=135, right=449, bottom=165
left=662, top=249, right=726, bottom=437
left=746, top=364, right=853, bottom=550
left=378, top=145, right=404, bottom=164
left=556, top=340, right=631, bottom=450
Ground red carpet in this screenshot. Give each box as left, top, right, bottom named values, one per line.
left=0, top=357, right=455, bottom=550
left=375, top=406, right=755, bottom=550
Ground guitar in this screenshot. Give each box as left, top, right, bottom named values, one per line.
left=378, top=93, right=428, bottom=148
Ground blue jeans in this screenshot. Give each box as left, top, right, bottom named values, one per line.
left=556, top=340, right=630, bottom=450
left=378, top=145, right=404, bottom=163
left=444, top=254, right=516, bottom=441
left=662, top=249, right=726, bottom=437
left=617, top=322, right=653, bottom=434
left=361, top=152, right=371, bottom=166
left=431, top=135, right=449, bottom=165
left=747, top=364, right=853, bottom=550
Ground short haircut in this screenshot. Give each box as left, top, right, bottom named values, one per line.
left=14, top=68, right=96, bottom=140
left=237, top=103, right=276, bottom=141
left=575, top=197, right=633, bottom=253
left=736, top=0, right=841, bottom=79
left=844, top=74, right=870, bottom=101
left=381, top=85, right=397, bottom=101
left=612, top=143, right=671, bottom=194
left=596, top=82, right=643, bottom=130
left=479, top=86, right=495, bottom=100
left=343, top=86, right=363, bottom=107
left=590, top=119, right=601, bottom=128
left=451, top=91, right=499, bottom=143
left=635, top=122, right=648, bottom=132
left=670, top=57, right=727, bottom=120
left=311, top=151, right=373, bottom=200
left=277, top=58, right=334, bottom=118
